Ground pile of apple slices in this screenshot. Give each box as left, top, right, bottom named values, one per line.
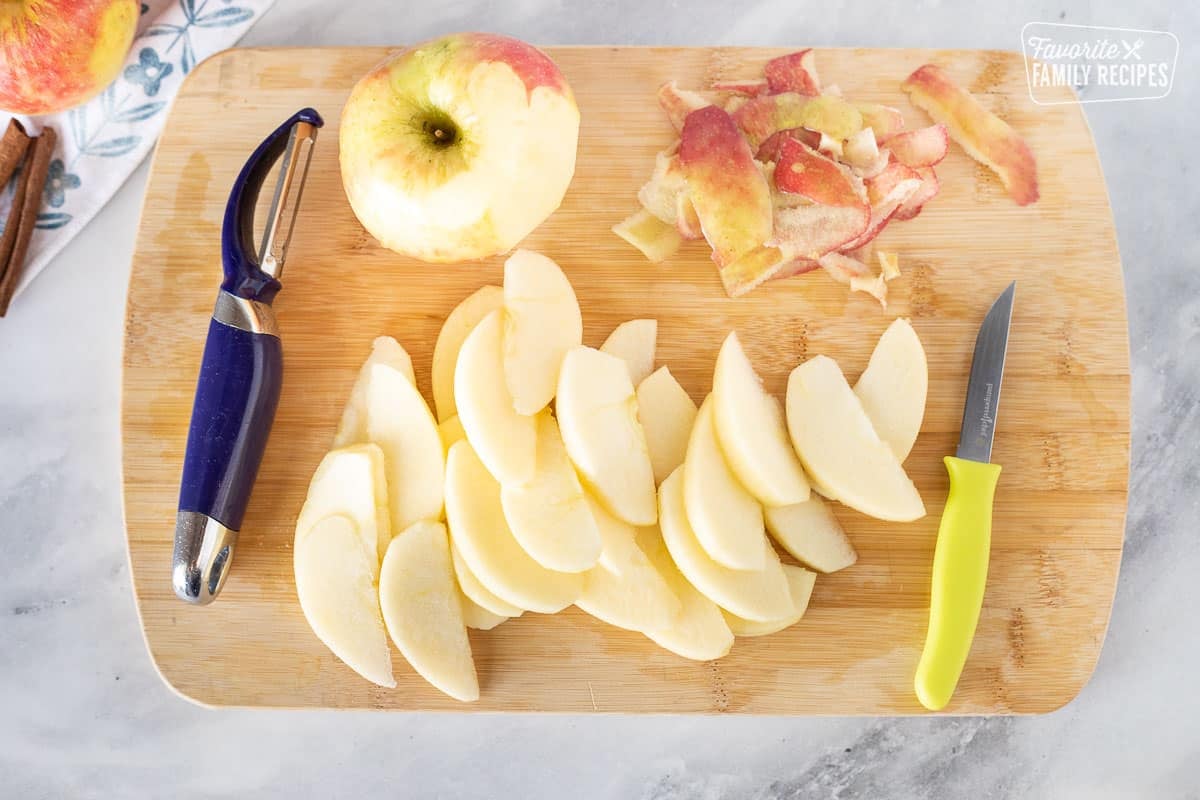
left=614, top=52, right=1039, bottom=301
left=293, top=249, right=930, bottom=701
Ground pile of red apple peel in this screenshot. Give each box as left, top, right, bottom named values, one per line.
left=614, top=53, right=1040, bottom=302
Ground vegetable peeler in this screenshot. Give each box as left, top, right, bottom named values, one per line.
left=172, top=108, right=323, bottom=604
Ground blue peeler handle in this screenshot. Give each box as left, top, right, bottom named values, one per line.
left=173, top=108, right=322, bottom=604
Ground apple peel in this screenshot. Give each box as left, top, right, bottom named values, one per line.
left=732, top=93, right=811, bottom=150
left=774, top=137, right=867, bottom=208
left=679, top=105, right=774, bottom=270
left=855, top=103, right=906, bottom=139
left=901, top=64, right=1039, bottom=205
left=768, top=202, right=869, bottom=262
left=764, top=49, right=821, bottom=96
left=884, top=123, right=949, bottom=168
left=894, top=167, right=940, bottom=221
left=840, top=176, right=922, bottom=252
left=612, top=209, right=683, bottom=263
left=659, top=81, right=712, bottom=131
left=712, top=78, right=769, bottom=97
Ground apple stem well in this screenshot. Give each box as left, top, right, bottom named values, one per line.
left=419, top=110, right=460, bottom=148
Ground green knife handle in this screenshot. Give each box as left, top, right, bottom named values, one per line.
left=914, top=456, right=1003, bottom=711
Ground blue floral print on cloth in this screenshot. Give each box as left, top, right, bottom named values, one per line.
left=0, top=0, right=274, bottom=301
left=124, top=48, right=175, bottom=96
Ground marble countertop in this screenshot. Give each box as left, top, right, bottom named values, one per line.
left=2, top=1, right=1196, bottom=797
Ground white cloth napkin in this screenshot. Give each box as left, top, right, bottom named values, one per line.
left=0, top=0, right=275, bottom=300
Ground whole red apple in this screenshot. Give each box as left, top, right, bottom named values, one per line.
left=0, top=0, right=139, bottom=115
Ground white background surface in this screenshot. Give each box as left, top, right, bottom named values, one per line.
left=2, top=1, right=1197, bottom=797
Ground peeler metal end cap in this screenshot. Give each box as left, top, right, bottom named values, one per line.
left=172, top=512, right=238, bottom=605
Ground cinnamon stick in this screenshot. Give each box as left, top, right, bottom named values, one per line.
left=0, top=119, right=31, bottom=189
left=0, top=126, right=56, bottom=317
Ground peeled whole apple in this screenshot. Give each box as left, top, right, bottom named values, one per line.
left=339, top=33, right=580, bottom=262
left=0, top=0, right=138, bottom=115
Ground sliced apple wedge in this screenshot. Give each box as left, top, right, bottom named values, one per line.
left=712, top=332, right=811, bottom=507
left=556, top=346, right=657, bottom=526
left=295, top=443, right=390, bottom=572
left=432, top=285, right=503, bottom=423
left=366, top=361, right=445, bottom=532
left=679, top=105, right=773, bottom=270
left=763, top=494, right=857, bottom=573
left=636, top=366, right=699, bottom=485
left=661, top=468, right=792, bottom=622
left=444, top=440, right=582, bottom=613
left=600, top=319, right=658, bottom=387
left=501, top=412, right=602, bottom=573
left=455, top=310, right=536, bottom=485
left=438, top=415, right=467, bottom=453
left=612, top=208, right=683, bottom=263
left=902, top=64, right=1039, bottom=205
left=379, top=520, right=479, bottom=702
left=785, top=355, right=925, bottom=522
left=576, top=523, right=681, bottom=634
left=722, top=564, right=816, bottom=636
left=853, top=318, right=928, bottom=462
left=333, top=336, right=416, bottom=448
left=682, top=398, right=767, bottom=571
left=502, top=249, right=584, bottom=416
left=460, top=596, right=510, bottom=631
left=586, top=493, right=637, bottom=575
left=450, top=539, right=523, bottom=618
left=294, top=514, right=395, bottom=688
left=638, top=526, right=734, bottom=661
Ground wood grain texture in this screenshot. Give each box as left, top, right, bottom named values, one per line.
left=122, top=46, right=1128, bottom=714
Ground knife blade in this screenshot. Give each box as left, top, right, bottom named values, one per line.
left=914, top=281, right=1014, bottom=710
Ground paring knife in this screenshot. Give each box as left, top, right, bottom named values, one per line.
left=914, top=281, right=1015, bottom=710
left=172, top=108, right=323, bottom=604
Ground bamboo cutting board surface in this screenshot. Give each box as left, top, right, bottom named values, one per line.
left=122, top=46, right=1128, bottom=714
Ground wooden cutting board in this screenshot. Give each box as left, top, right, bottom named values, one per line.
left=122, top=46, right=1128, bottom=714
